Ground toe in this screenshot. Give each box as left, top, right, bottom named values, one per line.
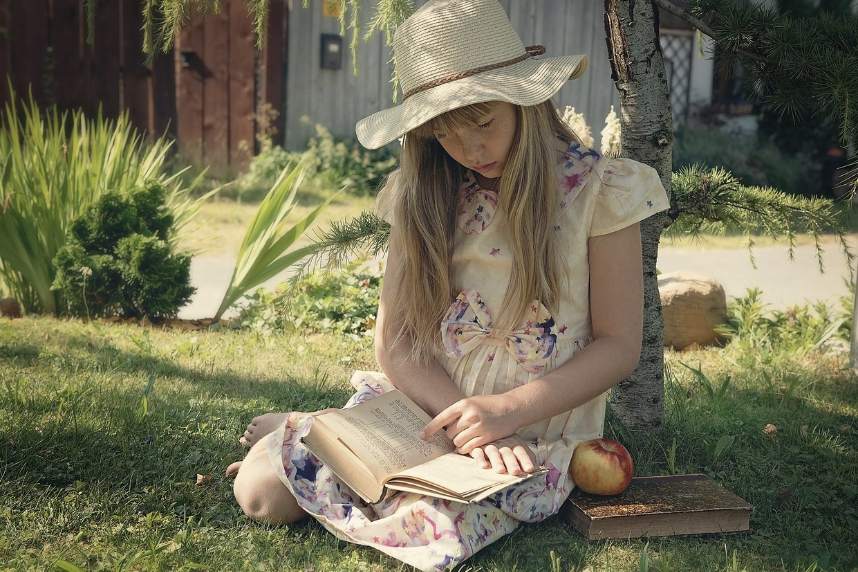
left=225, top=461, right=242, bottom=479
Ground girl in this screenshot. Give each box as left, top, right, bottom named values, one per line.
left=228, top=0, right=669, bottom=569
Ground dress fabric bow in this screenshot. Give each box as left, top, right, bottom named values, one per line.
left=442, top=289, right=557, bottom=374
left=456, top=173, right=500, bottom=235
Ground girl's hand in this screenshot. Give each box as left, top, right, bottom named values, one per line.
left=420, top=394, right=519, bottom=454
left=470, top=434, right=537, bottom=476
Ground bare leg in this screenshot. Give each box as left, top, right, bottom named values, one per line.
left=230, top=440, right=308, bottom=525
left=240, top=412, right=290, bottom=449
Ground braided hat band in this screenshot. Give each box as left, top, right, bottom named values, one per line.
left=356, top=0, right=588, bottom=149
left=402, top=45, right=547, bottom=101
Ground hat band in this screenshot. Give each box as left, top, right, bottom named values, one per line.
left=401, top=45, right=547, bottom=101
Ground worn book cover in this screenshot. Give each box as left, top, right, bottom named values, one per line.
left=301, top=390, right=546, bottom=504
left=560, top=474, right=753, bottom=540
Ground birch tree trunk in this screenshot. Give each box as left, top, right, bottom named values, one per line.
left=603, top=0, right=673, bottom=431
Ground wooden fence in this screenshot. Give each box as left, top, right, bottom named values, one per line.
left=0, top=0, right=286, bottom=173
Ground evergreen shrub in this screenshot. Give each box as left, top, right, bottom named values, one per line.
left=51, top=182, right=195, bottom=319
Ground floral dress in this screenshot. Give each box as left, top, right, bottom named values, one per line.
left=262, top=143, right=670, bottom=571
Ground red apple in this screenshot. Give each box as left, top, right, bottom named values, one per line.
left=570, top=438, right=634, bottom=495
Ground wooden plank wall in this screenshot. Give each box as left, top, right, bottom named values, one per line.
left=0, top=0, right=175, bottom=141
left=175, top=1, right=269, bottom=173
left=284, top=0, right=618, bottom=151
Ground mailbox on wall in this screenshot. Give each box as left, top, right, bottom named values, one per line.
left=321, top=34, right=343, bottom=70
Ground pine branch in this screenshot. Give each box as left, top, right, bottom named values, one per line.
left=679, top=0, right=858, bottom=150
left=654, top=0, right=775, bottom=63
left=667, top=165, right=855, bottom=276
left=287, top=210, right=390, bottom=287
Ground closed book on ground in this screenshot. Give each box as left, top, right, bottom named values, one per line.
left=560, top=474, right=753, bottom=540
left=301, top=390, right=546, bottom=505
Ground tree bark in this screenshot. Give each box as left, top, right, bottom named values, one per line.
left=848, top=143, right=858, bottom=374
left=603, top=0, right=673, bottom=431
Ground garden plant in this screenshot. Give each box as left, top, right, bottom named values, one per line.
left=51, top=182, right=195, bottom=320
left=0, top=92, right=213, bottom=316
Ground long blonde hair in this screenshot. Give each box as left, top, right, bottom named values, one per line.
left=384, top=100, right=578, bottom=362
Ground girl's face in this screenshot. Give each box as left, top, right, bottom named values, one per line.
left=433, top=102, right=517, bottom=184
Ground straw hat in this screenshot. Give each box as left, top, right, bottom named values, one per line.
left=355, top=0, right=588, bottom=149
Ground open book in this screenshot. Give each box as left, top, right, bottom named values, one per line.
left=301, top=389, right=546, bottom=504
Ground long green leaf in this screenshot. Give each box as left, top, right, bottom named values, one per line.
left=213, top=158, right=338, bottom=321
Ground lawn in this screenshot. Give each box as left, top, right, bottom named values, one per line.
left=1, top=311, right=857, bottom=571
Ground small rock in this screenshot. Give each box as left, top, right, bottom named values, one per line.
left=0, top=298, right=21, bottom=318
left=659, top=271, right=727, bottom=350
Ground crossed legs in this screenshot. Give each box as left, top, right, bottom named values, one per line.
left=228, top=438, right=308, bottom=525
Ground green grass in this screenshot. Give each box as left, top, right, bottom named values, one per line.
left=1, top=317, right=856, bottom=571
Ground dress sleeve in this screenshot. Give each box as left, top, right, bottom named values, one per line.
left=590, top=158, right=670, bottom=236
left=373, top=169, right=401, bottom=225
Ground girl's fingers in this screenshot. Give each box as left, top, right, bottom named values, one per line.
left=470, top=447, right=490, bottom=469
left=512, top=445, right=535, bottom=473
left=420, top=404, right=461, bottom=440
left=499, top=447, right=523, bottom=475
left=482, top=445, right=507, bottom=473
left=455, top=433, right=489, bottom=456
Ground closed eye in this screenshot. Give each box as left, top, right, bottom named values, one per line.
left=478, top=119, right=495, bottom=130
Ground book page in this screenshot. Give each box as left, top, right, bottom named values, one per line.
left=389, top=452, right=547, bottom=502
left=315, top=391, right=455, bottom=482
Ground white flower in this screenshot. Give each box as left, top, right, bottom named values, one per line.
left=559, top=106, right=594, bottom=148
left=601, top=106, right=622, bottom=157
left=80, top=266, right=93, bottom=277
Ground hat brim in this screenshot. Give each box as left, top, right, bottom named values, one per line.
left=356, top=54, right=587, bottom=149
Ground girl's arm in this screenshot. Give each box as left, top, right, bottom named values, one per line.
left=377, top=225, right=539, bottom=475
left=421, top=223, right=645, bottom=455
left=374, top=225, right=465, bottom=418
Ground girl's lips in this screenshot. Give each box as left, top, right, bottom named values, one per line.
left=473, top=162, right=496, bottom=173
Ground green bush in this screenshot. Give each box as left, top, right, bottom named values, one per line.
left=305, top=125, right=398, bottom=195
left=238, top=261, right=383, bottom=336
left=673, top=125, right=815, bottom=195
left=232, top=124, right=398, bottom=203
left=51, top=182, right=194, bottom=320
left=234, top=144, right=303, bottom=202
left=716, top=288, right=850, bottom=359
left=0, top=91, right=209, bottom=315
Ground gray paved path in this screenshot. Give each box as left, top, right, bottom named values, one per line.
left=178, top=243, right=855, bottom=320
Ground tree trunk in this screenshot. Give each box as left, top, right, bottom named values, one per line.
left=603, top=0, right=673, bottom=432
left=849, top=142, right=858, bottom=374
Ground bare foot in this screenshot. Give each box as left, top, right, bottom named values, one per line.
left=225, top=460, right=242, bottom=479
left=240, top=412, right=289, bottom=449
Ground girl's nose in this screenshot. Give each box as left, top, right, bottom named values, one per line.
left=461, top=136, right=483, bottom=161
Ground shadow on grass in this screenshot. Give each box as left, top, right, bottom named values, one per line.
left=0, top=320, right=352, bottom=497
